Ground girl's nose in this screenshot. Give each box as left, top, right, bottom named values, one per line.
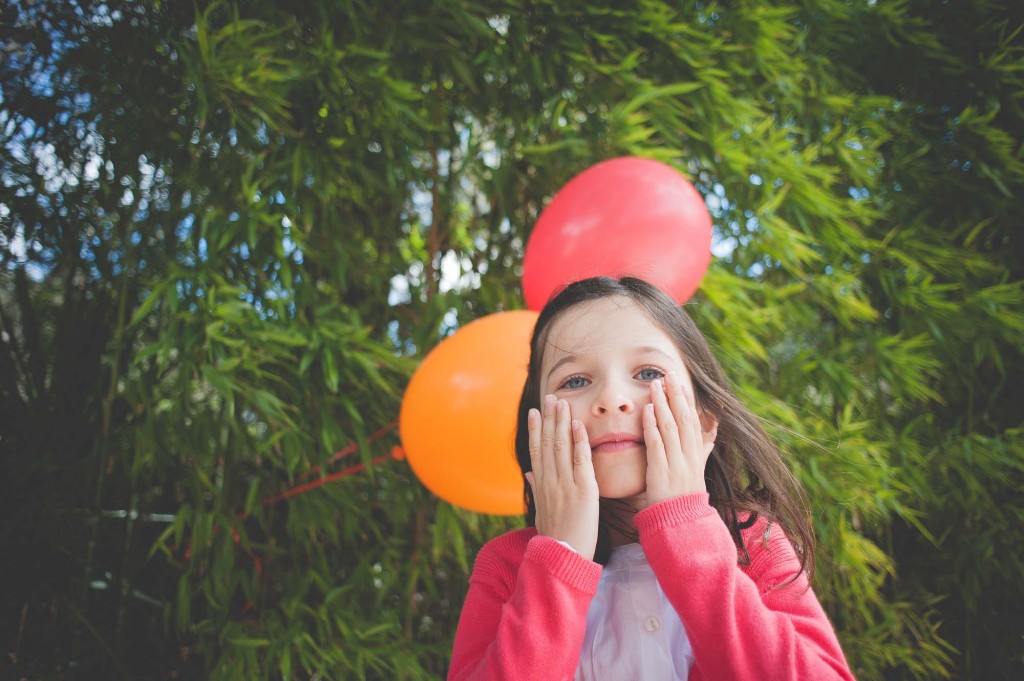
left=592, top=382, right=637, bottom=416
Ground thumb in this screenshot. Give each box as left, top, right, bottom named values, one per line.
left=525, top=471, right=535, bottom=492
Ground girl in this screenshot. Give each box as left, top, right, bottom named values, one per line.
left=448, top=277, right=855, bottom=681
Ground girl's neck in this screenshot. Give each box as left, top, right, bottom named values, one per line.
left=607, top=522, right=638, bottom=548
left=602, top=494, right=648, bottom=548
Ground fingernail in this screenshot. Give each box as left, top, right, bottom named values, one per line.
left=652, top=379, right=661, bottom=391
left=544, top=394, right=555, bottom=408
left=555, top=399, right=563, bottom=413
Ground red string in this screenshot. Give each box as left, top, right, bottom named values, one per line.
left=231, top=420, right=401, bottom=517
left=227, top=423, right=403, bottom=614
left=296, top=421, right=397, bottom=481
left=260, top=452, right=394, bottom=507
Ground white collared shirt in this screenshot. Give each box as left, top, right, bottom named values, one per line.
left=575, top=543, right=694, bottom=680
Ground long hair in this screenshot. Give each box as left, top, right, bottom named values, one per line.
left=514, top=277, right=815, bottom=579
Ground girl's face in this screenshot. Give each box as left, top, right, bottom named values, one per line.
left=538, top=296, right=693, bottom=500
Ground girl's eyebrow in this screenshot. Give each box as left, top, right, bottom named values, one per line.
left=545, top=346, right=676, bottom=382
left=545, top=353, right=579, bottom=382
left=637, top=346, right=677, bottom=362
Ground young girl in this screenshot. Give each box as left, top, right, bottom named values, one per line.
left=448, top=277, right=855, bottom=681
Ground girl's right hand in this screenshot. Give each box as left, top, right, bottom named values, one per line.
left=524, top=395, right=600, bottom=561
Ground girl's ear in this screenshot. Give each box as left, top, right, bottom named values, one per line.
left=698, top=410, right=719, bottom=444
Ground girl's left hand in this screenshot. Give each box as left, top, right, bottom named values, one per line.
left=642, top=370, right=718, bottom=507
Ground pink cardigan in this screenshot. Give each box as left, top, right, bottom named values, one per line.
left=449, top=492, right=855, bottom=681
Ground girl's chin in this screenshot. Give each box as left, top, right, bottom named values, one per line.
left=594, top=461, right=647, bottom=500
left=595, top=480, right=647, bottom=500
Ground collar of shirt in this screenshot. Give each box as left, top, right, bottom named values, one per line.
left=575, top=543, right=694, bottom=681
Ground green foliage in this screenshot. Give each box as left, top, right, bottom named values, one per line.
left=2, top=0, right=1022, bottom=679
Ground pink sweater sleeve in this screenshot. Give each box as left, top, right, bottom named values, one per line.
left=635, top=493, right=855, bottom=681
left=448, top=530, right=602, bottom=681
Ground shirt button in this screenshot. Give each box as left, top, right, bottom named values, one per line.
left=645, top=616, right=661, bottom=632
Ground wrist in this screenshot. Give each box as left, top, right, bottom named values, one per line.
left=555, top=539, right=577, bottom=554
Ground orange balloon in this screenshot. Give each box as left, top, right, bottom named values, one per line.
left=400, top=310, right=537, bottom=515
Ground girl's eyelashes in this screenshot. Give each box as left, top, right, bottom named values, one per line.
left=558, top=374, right=589, bottom=390
left=635, top=366, right=666, bottom=381
left=555, top=366, right=667, bottom=391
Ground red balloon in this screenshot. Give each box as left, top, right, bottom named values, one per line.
left=400, top=311, right=537, bottom=515
left=522, top=157, right=712, bottom=310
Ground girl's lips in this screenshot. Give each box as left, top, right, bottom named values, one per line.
left=592, top=440, right=643, bottom=454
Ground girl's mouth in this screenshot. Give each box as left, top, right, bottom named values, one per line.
left=592, top=439, right=643, bottom=454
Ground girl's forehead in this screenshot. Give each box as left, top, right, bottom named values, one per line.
left=548, top=297, right=641, bottom=334
left=542, top=297, right=678, bottom=356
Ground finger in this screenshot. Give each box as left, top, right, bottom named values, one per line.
left=664, top=370, right=690, bottom=429
left=674, top=370, right=704, bottom=445
left=540, top=394, right=558, bottom=480
left=528, top=407, right=544, bottom=483
left=552, top=399, right=573, bottom=481
left=668, top=370, right=703, bottom=453
left=651, top=379, right=682, bottom=460
left=643, top=402, right=668, bottom=472
left=570, top=419, right=594, bottom=484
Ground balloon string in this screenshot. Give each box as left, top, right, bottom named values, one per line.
left=260, top=452, right=394, bottom=508
left=297, top=421, right=398, bottom=480
left=229, top=421, right=401, bottom=518
left=226, top=423, right=403, bottom=615
left=261, top=420, right=399, bottom=506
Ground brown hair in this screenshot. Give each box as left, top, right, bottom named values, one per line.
left=514, top=277, right=815, bottom=579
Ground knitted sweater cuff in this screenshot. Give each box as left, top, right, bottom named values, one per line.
left=524, top=535, right=602, bottom=593
left=634, top=491, right=716, bottom=534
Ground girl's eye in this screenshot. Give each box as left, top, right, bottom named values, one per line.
left=559, top=375, right=589, bottom=390
left=636, top=366, right=665, bottom=381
